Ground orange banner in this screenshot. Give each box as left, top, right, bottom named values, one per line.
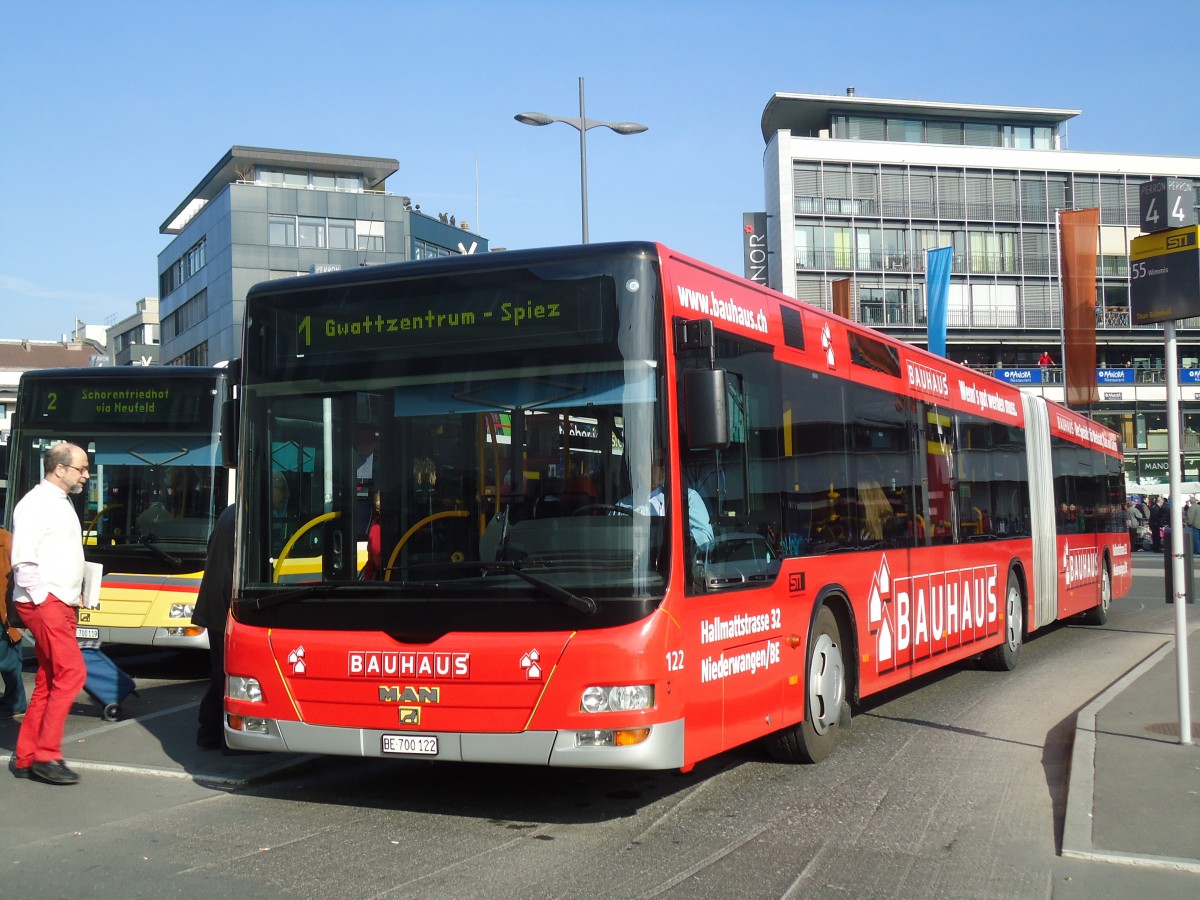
left=1060, top=208, right=1100, bottom=407
left=832, top=278, right=851, bottom=320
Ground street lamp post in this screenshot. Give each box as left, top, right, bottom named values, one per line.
left=515, top=76, right=647, bottom=243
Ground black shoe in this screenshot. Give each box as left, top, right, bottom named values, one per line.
left=29, top=760, right=79, bottom=785
left=12, top=764, right=31, bottom=779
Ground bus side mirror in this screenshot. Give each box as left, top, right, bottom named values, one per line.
left=684, top=368, right=730, bottom=450
left=220, top=398, right=240, bottom=469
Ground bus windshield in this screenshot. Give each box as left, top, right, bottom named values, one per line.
left=238, top=250, right=672, bottom=629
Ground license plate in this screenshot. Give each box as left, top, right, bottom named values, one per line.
left=76, top=627, right=99, bottom=640
left=381, top=734, right=438, bottom=756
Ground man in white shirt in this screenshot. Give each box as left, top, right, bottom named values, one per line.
left=11, top=442, right=89, bottom=785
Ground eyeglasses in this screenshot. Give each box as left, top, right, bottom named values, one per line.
left=62, top=464, right=90, bottom=475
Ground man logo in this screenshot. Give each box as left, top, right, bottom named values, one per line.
left=378, top=686, right=441, bottom=703
left=399, top=707, right=421, bottom=725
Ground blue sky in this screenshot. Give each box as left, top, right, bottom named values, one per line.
left=1, top=1, right=1192, bottom=343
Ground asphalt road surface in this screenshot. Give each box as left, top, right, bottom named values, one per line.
left=3, top=553, right=1196, bottom=899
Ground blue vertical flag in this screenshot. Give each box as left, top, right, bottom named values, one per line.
left=925, top=246, right=953, bottom=359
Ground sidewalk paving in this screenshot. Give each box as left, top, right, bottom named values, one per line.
left=1062, top=614, right=1200, bottom=872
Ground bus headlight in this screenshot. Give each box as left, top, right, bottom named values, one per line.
left=228, top=715, right=270, bottom=734
left=227, top=675, right=263, bottom=703
left=575, top=728, right=652, bottom=748
left=580, top=684, right=654, bottom=713
left=170, top=603, right=195, bottom=619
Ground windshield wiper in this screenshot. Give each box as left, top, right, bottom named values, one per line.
left=393, top=560, right=597, bottom=615
left=137, top=534, right=182, bottom=567
left=480, top=561, right=597, bottom=615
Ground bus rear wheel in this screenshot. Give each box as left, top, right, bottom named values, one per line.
left=982, top=568, right=1023, bottom=671
left=1082, top=563, right=1111, bottom=626
left=766, top=605, right=848, bottom=764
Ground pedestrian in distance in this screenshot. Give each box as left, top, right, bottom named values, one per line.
left=10, top=442, right=90, bottom=785
left=1125, top=500, right=1145, bottom=551
left=1148, top=496, right=1167, bottom=553
left=192, top=502, right=236, bottom=750
left=1187, top=496, right=1200, bottom=555
left=0, top=526, right=29, bottom=719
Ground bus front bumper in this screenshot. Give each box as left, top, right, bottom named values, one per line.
left=78, top=624, right=211, bottom=650
left=224, top=717, right=685, bottom=770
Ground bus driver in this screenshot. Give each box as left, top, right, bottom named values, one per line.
left=618, top=451, right=714, bottom=548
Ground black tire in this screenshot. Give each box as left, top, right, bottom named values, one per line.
left=1082, top=563, right=1112, bottom=626
left=766, top=605, right=848, bottom=763
left=102, top=703, right=121, bottom=722
left=981, top=568, right=1024, bottom=671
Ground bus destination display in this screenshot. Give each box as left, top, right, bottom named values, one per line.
left=25, top=380, right=215, bottom=428
left=270, top=276, right=611, bottom=363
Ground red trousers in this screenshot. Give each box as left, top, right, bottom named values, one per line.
left=15, top=595, right=86, bottom=767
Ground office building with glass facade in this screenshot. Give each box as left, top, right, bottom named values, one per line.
left=760, top=92, right=1200, bottom=486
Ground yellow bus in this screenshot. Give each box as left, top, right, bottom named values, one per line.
left=4, top=366, right=231, bottom=650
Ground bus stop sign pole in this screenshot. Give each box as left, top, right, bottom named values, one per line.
left=1130, top=177, right=1197, bottom=746
left=1162, top=322, right=1193, bottom=745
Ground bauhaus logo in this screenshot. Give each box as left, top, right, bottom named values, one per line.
left=866, top=555, right=999, bottom=673
left=1062, top=544, right=1100, bottom=588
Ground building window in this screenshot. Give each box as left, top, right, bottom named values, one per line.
left=412, top=239, right=455, bottom=260
left=356, top=221, right=385, bottom=252
left=170, top=341, right=209, bottom=367
left=298, top=216, right=326, bottom=248
left=329, top=218, right=354, bottom=249
left=964, top=123, right=1000, bottom=147
left=269, top=216, right=297, bottom=246
left=162, top=289, right=207, bottom=342
left=926, top=120, right=963, bottom=145
left=257, top=167, right=365, bottom=192
left=159, top=237, right=206, bottom=298
left=887, top=118, right=923, bottom=142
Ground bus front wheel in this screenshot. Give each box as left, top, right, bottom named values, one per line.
left=766, top=605, right=848, bottom=764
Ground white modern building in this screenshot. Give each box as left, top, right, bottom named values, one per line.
left=759, top=90, right=1200, bottom=484
left=107, top=297, right=159, bottom=366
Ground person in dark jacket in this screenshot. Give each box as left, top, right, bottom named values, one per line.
left=1148, top=496, right=1168, bottom=553
left=192, top=503, right=236, bottom=749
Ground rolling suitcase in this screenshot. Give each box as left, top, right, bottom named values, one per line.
left=80, top=647, right=137, bottom=721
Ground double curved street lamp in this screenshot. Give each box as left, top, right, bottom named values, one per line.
left=515, top=77, right=648, bottom=243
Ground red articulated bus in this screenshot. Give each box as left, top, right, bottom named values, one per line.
left=223, top=242, right=1130, bottom=769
